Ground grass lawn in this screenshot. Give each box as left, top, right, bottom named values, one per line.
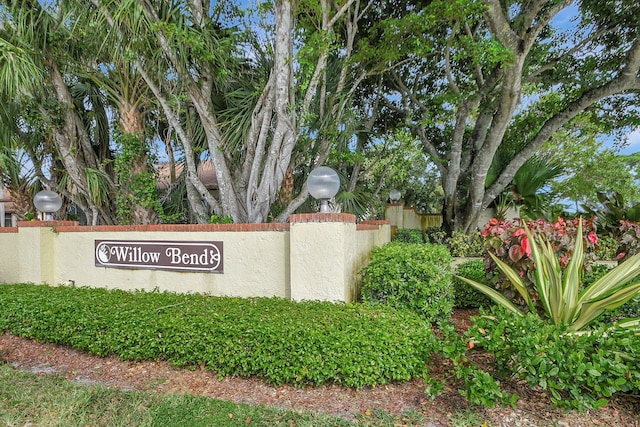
left=0, top=364, right=362, bottom=427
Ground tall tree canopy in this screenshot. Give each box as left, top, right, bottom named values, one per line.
left=1, top=0, right=374, bottom=224
left=85, top=0, right=375, bottom=223
left=367, top=0, right=640, bottom=231
left=0, top=0, right=119, bottom=225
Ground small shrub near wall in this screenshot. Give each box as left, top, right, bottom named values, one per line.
left=392, top=228, right=424, bottom=244
left=452, top=260, right=493, bottom=309
left=447, top=229, right=484, bottom=257
left=360, top=242, right=454, bottom=324
left=424, top=227, right=447, bottom=245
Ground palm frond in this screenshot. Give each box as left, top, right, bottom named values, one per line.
left=84, top=167, right=113, bottom=207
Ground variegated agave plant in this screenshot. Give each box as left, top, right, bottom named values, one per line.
left=456, top=219, right=640, bottom=332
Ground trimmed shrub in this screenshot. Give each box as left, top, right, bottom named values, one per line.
left=0, top=284, right=438, bottom=389
left=392, top=228, right=424, bottom=244
left=424, top=227, right=447, bottom=245
left=468, top=306, right=640, bottom=410
left=447, top=229, right=484, bottom=257
left=360, top=242, right=454, bottom=324
left=453, top=259, right=493, bottom=309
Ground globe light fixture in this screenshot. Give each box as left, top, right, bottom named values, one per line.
left=307, top=166, right=340, bottom=213
left=33, top=190, right=62, bottom=220
left=389, top=189, right=401, bottom=203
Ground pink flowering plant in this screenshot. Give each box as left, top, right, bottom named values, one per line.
left=457, top=219, right=640, bottom=331
left=480, top=217, right=598, bottom=308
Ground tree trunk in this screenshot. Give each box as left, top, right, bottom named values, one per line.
left=46, top=61, right=117, bottom=225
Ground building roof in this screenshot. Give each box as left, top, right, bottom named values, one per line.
left=156, top=160, right=218, bottom=191
left=0, top=187, right=16, bottom=214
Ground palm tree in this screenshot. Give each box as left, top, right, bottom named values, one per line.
left=509, top=157, right=564, bottom=220
left=0, top=1, right=118, bottom=225
left=88, top=0, right=370, bottom=223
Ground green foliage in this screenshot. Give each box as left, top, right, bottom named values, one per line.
left=617, top=294, right=640, bottom=319
left=595, top=235, right=619, bottom=260
left=468, top=306, right=640, bottom=410
left=584, top=265, right=640, bottom=323
left=617, top=220, right=640, bottom=260
left=424, top=227, right=447, bottom=245
left=209, top=214, right=233, bottom=224
left=360, top=242, right=454, bottom=324
left=391, top=228, right=424, bottom=244
left=460, top=219, right=640, bottom=331
left=435, top=321, right=515, bottom=408
left=488, top=155, right=563, bottom=221
left=547, top=132, right=640, bottom=211
left=0, top=284, right=438, bottom=389
left=447, top=229, right=484, bottom=257
left=114, top=133, right=164, bottom=224
left=583, top=264, right=613, bottom=288
left=453, top=260, right=493, bottom=309
left=361, top=131, right=444, bottom=217
left=334, top=190, right=370, bottom=218
left=481, top=217, right=599, bottom=308
left=585, top=191, right=640, bottom=239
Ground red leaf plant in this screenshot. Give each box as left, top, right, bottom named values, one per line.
left=481, top=217, right=599, bottom=309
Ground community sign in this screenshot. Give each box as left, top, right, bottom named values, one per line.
left=95, top=240, right=223, bottom=273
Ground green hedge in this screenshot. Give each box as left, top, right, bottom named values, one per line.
left=392, top=228, right=424, bottom=244
left=0, top=284, right=438, bottom=388
left=447, top=229, right=484, bottom=257
left=360, top=242, right=454, bottom=324
left=452, top=259, right=493, bottom=309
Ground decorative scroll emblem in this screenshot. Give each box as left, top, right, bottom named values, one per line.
left=95, top=240, right=223, bottom=273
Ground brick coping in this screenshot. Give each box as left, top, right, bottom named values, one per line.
left=13, top=217, right=388, bottom=232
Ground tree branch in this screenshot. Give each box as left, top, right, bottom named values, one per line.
left=485, top=36, right=640, bottom=206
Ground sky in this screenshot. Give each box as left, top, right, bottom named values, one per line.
left=620, top=129, right=640, bottom=155
left=551, top=3, right=640, bottom=156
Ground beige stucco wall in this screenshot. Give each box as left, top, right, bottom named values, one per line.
left=55, top=230, right=290, bottom=298
left=351, top=223, right=391, bottom=301
left=17, top=226, right=57, bottom=285
left=402, top=207, right=421, bottom=230
left=289, top=220, right=356, bottom=302
left=386, top=204, right=444, bottom=234
left=0, top=230, right=20, bottom=283
left=287, top=214, right=390, bottom=303
left=1, top=217, right=389, bottom=303
left=385, top=204, right=404, bottom=229
left=386, top=204, right=516, bottom=232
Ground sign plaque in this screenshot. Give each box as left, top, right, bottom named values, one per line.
left=95, top=240, right=223, bottom=273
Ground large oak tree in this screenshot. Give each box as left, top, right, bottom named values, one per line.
left=370, top=0, right=640, bottom=231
